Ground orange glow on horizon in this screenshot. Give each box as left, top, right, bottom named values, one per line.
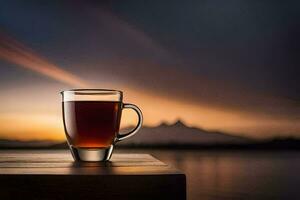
left=1, top=86, right=299, bottom=141
left=0, top=113, right=64, bottom=141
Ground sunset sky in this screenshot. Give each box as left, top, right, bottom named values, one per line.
left=0, top=0, right=299, bottom=141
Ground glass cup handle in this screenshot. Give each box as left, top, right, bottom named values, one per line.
left=116, top=103, right=143, bottom=142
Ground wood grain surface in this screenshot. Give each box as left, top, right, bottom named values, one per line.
left=0, top=150, right=186, bottom=200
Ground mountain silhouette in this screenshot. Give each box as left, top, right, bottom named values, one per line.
left=2, top=121, right=299, bottom=149
left=118, top=120, right=251, bottom=146
left=0, top=121, right=251, bottom=148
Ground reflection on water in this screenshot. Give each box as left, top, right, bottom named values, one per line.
left=118, top=149, right=300, bottom=200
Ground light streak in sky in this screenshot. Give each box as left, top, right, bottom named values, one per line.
left=0, top=32, right=89, bottom=87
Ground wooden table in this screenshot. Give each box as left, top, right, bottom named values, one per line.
left=0, top=150, right=186, bottom=200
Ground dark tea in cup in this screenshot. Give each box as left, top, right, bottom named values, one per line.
left=63, top=101, right=122, bottom=148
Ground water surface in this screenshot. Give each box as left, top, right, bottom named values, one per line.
left=119, top=149, right=300, bottom=200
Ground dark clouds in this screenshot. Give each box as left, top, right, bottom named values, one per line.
left=112, top=0, right=300, bottom=98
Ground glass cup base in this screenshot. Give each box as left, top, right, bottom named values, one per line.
left=69, top=145, right=114, bottom=162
